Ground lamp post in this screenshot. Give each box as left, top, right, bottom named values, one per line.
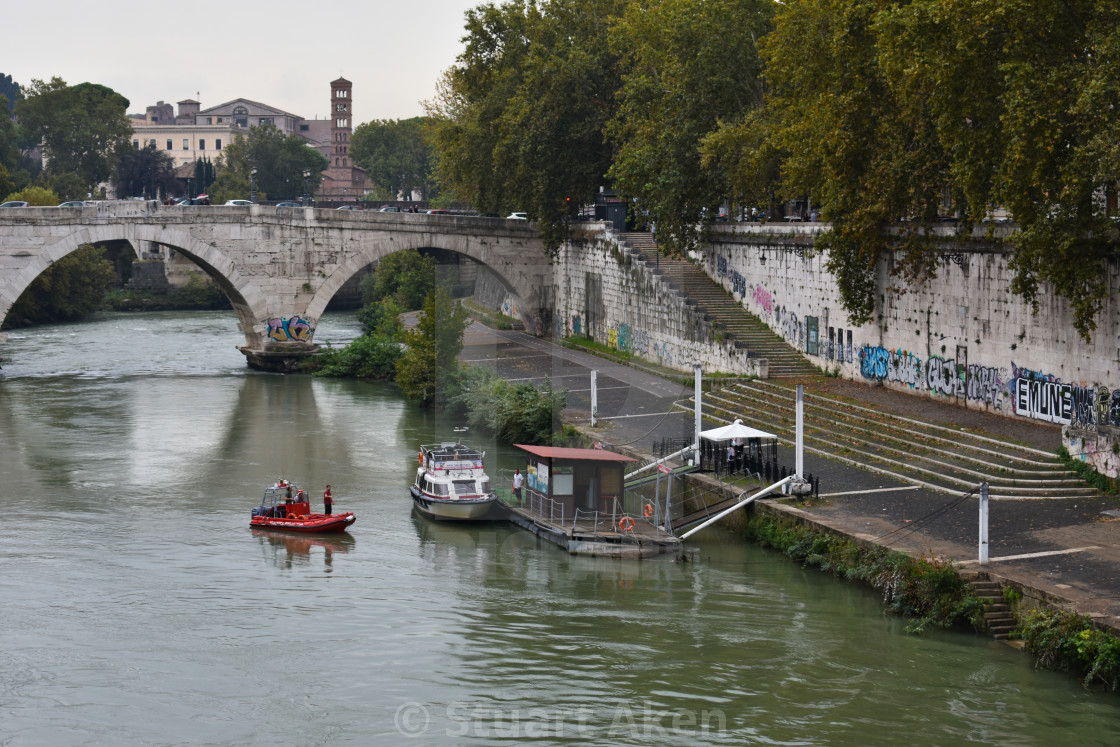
left=302, top=169, right=311, bottom=206
left=250, top=167, right=258, bottom=204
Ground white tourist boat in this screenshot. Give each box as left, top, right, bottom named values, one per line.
left=410, top=442, right=499, bottom=521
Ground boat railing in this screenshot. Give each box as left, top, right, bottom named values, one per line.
left=521, top=488, right=565, bottom=525
left=571, top=502, right=672, bottom=539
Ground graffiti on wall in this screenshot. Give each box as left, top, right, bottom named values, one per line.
left=858, top=345, right=1007, bottom=410
left=500, top=298, right=521, bottom=320
left=752, top=284, right=774, bottom=317
left=265, top=316, right=313, bottom=342
left=1010, top=363, right=1071, bottom=424
left=776, top=306, right=804, bottom=351
left=717, top=255, right=728, bottom=279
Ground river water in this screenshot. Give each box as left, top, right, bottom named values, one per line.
left=1, top=311, right=1118, bottom=745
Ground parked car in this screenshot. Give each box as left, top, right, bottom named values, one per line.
left=58, top=200, right=94, bottom=207
left=0, top=200, right=29, bottom=208
left=427, top=209, right=451, bottom=215
left=506, top=212, right=528, bottom=220
left=336, top=205, right=361, bottom=210
left=275, top=202, right=302, bottom=208
left=379, top=206, right=401, bottom=212
left=224, top=199, right=253, bottom=206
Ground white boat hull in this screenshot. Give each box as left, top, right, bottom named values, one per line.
left=410, top=486, right=498, bottom=521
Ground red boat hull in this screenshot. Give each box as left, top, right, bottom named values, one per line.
left=250, top=512, right=355, bottom=533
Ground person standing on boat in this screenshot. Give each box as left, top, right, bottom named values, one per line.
left=324, top=485, right=333, bottom=515
left=512, top=469, right=524, bottom=506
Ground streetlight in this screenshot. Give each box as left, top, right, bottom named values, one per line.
left=250, top=167, right=258, bottom=204
left=302, top=169, right=311, bottom=206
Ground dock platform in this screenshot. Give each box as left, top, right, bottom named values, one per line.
left=503, top=503, right=683, bottom=558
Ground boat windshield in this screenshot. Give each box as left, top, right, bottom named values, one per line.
left=453, top=479, right=478, bottom=495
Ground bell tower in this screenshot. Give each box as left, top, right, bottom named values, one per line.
left=330, top=78, right=352, bottom=168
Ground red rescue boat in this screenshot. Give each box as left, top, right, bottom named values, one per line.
left=250, top=481, right=355, bottom=534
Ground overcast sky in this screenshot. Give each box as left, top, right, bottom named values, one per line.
left=3, top=0, right=482, bottom=124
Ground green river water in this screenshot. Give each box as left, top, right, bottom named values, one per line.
left=1, top=311, right=1117, bottom=745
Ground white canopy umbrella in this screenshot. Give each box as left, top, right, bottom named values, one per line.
left=698, top=418, right=776, bottom=441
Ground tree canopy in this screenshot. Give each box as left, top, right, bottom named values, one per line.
left=209, top=124, right=327, bottom=203
left=350, top=117, right=436, bottom=201
left=427, top=0, right=1120, bottom=338
left=15, top=78, right=132, bottom=191
left=428, top=0, right=626, bottom=248
left=116, top=143, right=177, bottom=199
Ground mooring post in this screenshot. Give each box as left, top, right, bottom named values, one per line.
left=694, top=365, right=702, bottom=466
left=979, top=481, right=989, bottom=565
left=796, top=384, right=805, bottom=479
left=590, top=370, right=597, bottom=427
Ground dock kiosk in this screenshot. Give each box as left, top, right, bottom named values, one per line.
left=508, top=445, right=682, bottom=558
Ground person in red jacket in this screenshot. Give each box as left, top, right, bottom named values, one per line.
left=324, top=485, right=333, bottom=515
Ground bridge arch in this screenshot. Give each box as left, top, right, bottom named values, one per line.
left=308, top=233, right=545, bottom=334
left=0, top=224, right=267, bottom=348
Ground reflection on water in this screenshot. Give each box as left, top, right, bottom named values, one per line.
left=2, top=311, right=1119, bottom=745
left=251, top=528, right=356, bottom=572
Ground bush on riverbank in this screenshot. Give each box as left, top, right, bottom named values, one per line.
left=744, top=513, right=984, bottom=633
left=3, top=244, right=116, bottom=329
left=1018, top=608, right=1120, bottom=691
left=312, top=333, right=403, bottom=380
left=103, top=274, right=231, bottom=311
left=445, top=365, right=566, bottom=445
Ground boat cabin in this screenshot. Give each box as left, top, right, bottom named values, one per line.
left=513, top=444, right=637, bottom=516
left=253, top=481, right=311, bottom=519
left=417, top=442, right=492, bottom=499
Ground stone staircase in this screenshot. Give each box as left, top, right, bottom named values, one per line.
left=617, top=232, right=818, bottom=377
left=965, top=574, right=1017, bottom=639
left=687, top=378, right=1096, bottom=500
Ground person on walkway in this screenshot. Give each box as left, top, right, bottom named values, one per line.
left=512, top=469, right=524, bottom=506
left=324, top=485, right=333, bottom=516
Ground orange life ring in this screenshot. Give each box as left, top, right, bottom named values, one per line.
left=643, top=503, right=653, bottom=517
left=619, top=516, right=634, bottom=532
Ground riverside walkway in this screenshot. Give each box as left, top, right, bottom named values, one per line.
left=461, top=321, right=1120, bottom=633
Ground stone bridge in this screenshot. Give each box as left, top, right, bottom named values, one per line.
left=0, top=202, right=551, bottom=370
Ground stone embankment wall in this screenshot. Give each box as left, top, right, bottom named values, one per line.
left=698, top=223, right=1120, bottom=474
left=552, top=231, right=763, bottom=376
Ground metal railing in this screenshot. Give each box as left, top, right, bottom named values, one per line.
left=520, top=489, right=566, bottom=526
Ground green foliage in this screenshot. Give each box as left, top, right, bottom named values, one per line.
left=351, top=117, right=436, bottom=201
left=4, top=184, right=58, bottom=206
left=359, top=249, right=437, bottom=317
left=16, top=78, right=132, bottom=191
left=209, top=125, right=327, bottom=203
left=1056, top=446, right=1120, bottom=494
left=446, top=364, right=567, bottom=444
left=313, top=333, right=404, bottom=381
left=0, top=74, right=22, bottom=115
left=562, top=334, right=633, bottom=361
left=427, top=0, right=626, bottom=251
left=752, top=0, right=1120, bottom=339
left=103, top=274, right=231, bottom=311
left=1019, top=608, right=1120, bottom=690
left=745, top=514, right=983, bottom=633
left=395, top=287, right=470, bottom=406
left=3, top=244, right=115, bottom=328
left=193, top=157, right=216, bottom=196
left=608, top=0, right=773, bottom=252
left=116, top=144, right=177, bottom=199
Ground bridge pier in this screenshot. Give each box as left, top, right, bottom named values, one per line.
left=238, top=342, right=320, bottom=373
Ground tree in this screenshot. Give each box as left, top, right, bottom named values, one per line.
left=209, top=124, right=326, bottom=202
left=15, top=78, right=132, bottom=191
left=608, top=0, right=774, bottom=250
left=0, top=73, right=21, bottom=116
left=116, top=143, right=177, bottom=199
left=428, top=0, right=626, bottom=249
left=3, top=244, right=115, bottom=329
left=395, top=287, right=469, bottom=406
left=755, top=0, right=1120, bottom=339
left=351, top=117, right=436, bottom=200
left=4, top=185, right=58, bottom=206
left=359, top=249, right=437, bottom=316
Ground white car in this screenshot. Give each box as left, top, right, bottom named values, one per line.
left=224, top=199, right=253, bottom=206
left=506, top=212, right=528, bottom=220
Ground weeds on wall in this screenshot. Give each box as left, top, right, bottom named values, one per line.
left=1057, top=446, right=1120, bottom=495
left=744, top=514, right=984, bottom=633
left=1018, top=608, right=1120, bottom=691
